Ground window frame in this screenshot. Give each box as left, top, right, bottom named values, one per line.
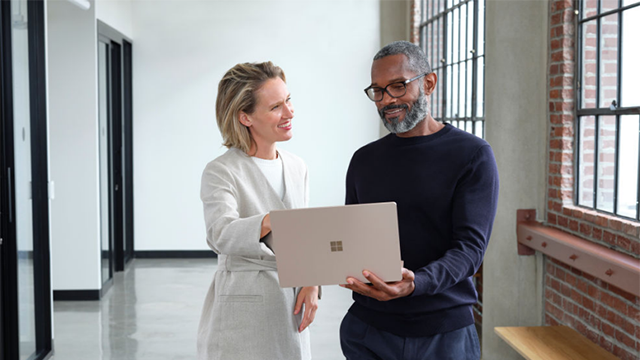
left=418, top=0, right=485, bottom=138
left=575, top=0, right=640, bottom=221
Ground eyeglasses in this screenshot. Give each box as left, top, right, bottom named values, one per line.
left=363, top=73, right=428, bottom=102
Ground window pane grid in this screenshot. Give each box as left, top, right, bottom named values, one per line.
left=420, top=0, right=485, bottom=137
left=576, top=1, right=640, bottom=220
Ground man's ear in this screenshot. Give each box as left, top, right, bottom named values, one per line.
left=423, top=72, right=438, bottom=96
left=238, top=111, right=252, bottom=127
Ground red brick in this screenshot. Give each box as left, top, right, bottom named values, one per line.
left=561, top=283, right=572, bottom=297
left=613, top=345, right=636, bottom=360
left=592, top=227, right=603, bottom=240
left=578, top=279, right=590, bottom=295
left=549, top=163, right=560, bottom=174
left=556, top=267, right=567, bottom=281
left=572, top=208, right=584, bottom=219
left=614, top=330, right=636, bottom=350
left=565, top=272, right=577, bottom=287
left=617, top=235, right=632, bottom=252
left=570, top=289, right=582, bottom=304
left=563, top=207, right=573, bottom=216
left=548, top=212, right=558, bottom=225
left=596, top=215, right=609, bottom=227
left=602, top=321, right=615, bottom=337
left=610, top=219, right=623, bottom=231
left=580, top=223, right=592, bottom=237
left=614, top=312, right=636, bottom=336
left=627, top=304, right=640, bottom=322
left=603, top=231, right=616, bottom=246
left=599, top=335, right=614, bottom=352
left=546, top=262, right=555, bottom=276
left=583, top=296, right=596, bottom=311
left=601, top=292, right=627, bottom=314
left=623, top=223, right=638, bottom=237
left=607, top=284, right=637, bottom=304
left=558, top=215, right=569, bottom=228
left=569, top=220, right=579, bottom=231
left=588, top=285, right=601, bottom=300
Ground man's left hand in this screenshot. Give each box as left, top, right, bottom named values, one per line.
left=340, top=268, right=415, bottom=301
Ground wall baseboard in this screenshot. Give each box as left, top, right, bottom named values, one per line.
left=53, top=290, right=100, bottom=301
left=134, top=250, right=217, bottom=259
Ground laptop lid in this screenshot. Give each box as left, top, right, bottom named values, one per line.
left=269, top=202, right=402, bottom=288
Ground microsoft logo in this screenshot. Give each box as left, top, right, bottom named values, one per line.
left=330, top=241, right=343, bottom=252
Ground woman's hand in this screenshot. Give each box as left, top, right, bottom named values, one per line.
left=294, top=286, right=319, bottom=332
left=260, top=213, right=271, bottom=238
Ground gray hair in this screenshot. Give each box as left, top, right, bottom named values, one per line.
left=373, top=41, right=432, bottom=75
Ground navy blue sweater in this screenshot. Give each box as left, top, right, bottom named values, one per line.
left=345, top=124, right=499, bottom=337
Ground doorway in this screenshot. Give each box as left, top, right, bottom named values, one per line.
left=97, top=21, right=133, bottom=283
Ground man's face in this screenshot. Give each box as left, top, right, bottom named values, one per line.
left=370, top=54, right=429, bottom=134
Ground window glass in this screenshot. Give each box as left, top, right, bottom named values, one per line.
left=617, top=115, right=639, bottom=218
left=596, top=116, right=617, bottom=212
left=578, top=116, right=596, bottom=207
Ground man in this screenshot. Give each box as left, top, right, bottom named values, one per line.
left=340, top=41, right=499, bottom=359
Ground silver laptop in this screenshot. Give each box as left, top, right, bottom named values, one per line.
left=269, top=202, right=402, bottom=288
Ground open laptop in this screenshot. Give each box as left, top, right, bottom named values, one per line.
left=269, top=202, right=402, bottom=288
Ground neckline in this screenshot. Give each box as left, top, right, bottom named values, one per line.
left=387, top=123, right=452, bottom=145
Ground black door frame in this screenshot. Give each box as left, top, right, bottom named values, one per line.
left=98, top=21, right=133, bottom=272
left=0, top=0, right=52, bottom=359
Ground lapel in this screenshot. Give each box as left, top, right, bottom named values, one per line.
left=236, top=148, right=295, bottom=210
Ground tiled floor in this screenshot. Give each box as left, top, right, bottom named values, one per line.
left=51, top=258, right=353, bottom=360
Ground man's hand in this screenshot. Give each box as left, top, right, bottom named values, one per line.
left=340, top=268, right=415, bottom=301
left=294, top=286, right=319, bottom=332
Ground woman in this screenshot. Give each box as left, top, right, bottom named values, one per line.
left=197, top=62, right=319, bottom=360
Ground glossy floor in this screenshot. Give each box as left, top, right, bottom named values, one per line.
left=51, top=258, right=353, bottom=360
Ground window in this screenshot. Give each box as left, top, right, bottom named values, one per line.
left=419, top=0, right=485, bottom=138
left=576, top=0, right=640, bottom=220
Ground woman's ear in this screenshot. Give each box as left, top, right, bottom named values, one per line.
left=238, top=111, right=252, bottom=127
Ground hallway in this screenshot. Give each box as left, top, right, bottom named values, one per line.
left=50, top=259, right=352, bottom=360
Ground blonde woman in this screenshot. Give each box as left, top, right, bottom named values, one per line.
left=197, top=62, right=319, bottom=360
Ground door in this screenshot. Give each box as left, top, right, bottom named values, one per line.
left=0, top=0, right=52, bottom=359
left=98, top=38, right=113, bottom=291
left=98, top=21, right=133, bottom=274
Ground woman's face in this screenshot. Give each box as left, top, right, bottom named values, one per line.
left=242, top=77, right=294, bottom=148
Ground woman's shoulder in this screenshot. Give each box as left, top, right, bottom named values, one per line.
left=203, top=148, right=250, bottom=177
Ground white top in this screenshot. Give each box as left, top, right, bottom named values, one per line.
left=251, top=155, right=285, bottom=200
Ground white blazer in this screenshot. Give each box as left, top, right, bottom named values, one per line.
left=197, top=147, right=311, bottom=360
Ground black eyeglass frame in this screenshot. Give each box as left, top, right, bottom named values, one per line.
left=363, top=73, right=428, bottom=102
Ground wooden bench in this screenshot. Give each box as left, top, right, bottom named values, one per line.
left=494, top=326, right=619, bottom=360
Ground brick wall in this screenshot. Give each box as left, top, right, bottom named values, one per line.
left=547, top=0, right=640, bottom=359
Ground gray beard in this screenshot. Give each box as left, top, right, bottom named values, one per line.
left=379, top=89, right=429, bottom=134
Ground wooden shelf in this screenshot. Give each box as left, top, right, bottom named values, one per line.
left=495, top=326, right=619, bottom=360
left=516, top=209, right=640, bottom=297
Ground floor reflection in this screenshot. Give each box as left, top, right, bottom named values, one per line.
left=51, top=258, right=352, bottom=359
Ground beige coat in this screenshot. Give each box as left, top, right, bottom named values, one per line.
left=197, top=147, right=311, bottom=360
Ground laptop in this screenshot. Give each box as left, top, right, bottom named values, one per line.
left=268, top=202, right=403, bottom=288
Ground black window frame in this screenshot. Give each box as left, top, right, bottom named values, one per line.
left=575, top=0, right=640, bottom=221
left=418, top=0, right=485, bottom=138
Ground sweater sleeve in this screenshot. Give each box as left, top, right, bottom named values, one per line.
left=412, top=145, right=499, bottom=297
left=200, top=161, right=274, bottom=257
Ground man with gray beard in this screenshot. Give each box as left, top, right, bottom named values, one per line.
left=339, top=41, right=499, bottom=359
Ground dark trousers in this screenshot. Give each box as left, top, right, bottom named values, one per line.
left=340, top=312, right=481, bottom=360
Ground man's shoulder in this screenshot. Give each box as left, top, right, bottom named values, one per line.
left=444, top=125, right=489, bottom=149
left=352, top=134, right=393, bottom=158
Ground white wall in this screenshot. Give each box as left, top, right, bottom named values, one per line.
left=95, top=0, right=133, bottom=38
left=48, top=0, right=101, bottom=290
left=482, top=0, right=549, bottom=358
left=132, top=0, right=382, bottom=250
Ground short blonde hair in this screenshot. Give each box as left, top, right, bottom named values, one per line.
left=215, top=62, right=286, bottom=154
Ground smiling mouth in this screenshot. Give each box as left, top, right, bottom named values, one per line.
left=277, top=121, right=291, bottom=128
